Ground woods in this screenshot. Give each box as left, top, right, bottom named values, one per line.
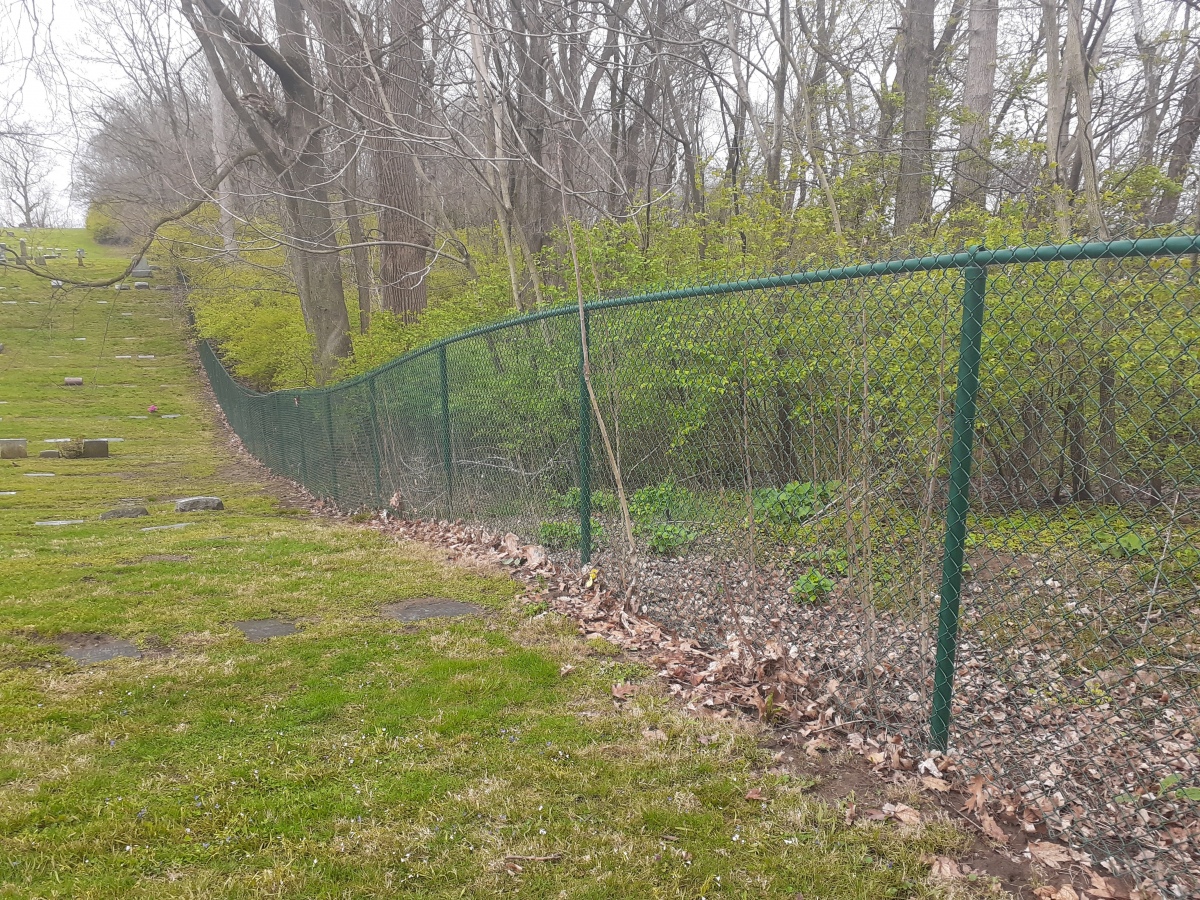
left=40, top=0, right=1195, bottom=382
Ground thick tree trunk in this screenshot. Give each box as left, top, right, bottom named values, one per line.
left=950, top=0, right=1000, bottom=208
left=375, top=0, right=429, bottom=323
left=1154, top=59, right=1200, bottom=224
left=894, top=0, right=935, bottom=232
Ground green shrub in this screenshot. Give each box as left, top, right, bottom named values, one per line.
left=536, top=519, right=604, bottom=551
left=792, top=547, right=848, bottom=576
left=789, top=568, right=835, bottom=603
left=643, top=523, right=698, bottom=555
left=752, top=481, right=841, bottom=527
left=1094, top=529, right=1151, bottom=558
left=630, top=478, right=694, bottom=523
left=550, top=487, right=618, bottom=513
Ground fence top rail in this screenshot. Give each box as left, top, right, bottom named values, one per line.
left=207, top=234, right=1200, bottom=400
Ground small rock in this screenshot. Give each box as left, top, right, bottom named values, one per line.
left=100, top=506, right=148, bottom=520
left=175, top=496, right=224, bottom=512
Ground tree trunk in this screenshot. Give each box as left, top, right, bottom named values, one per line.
left=1154, top=58, right=1200, bottom=224
left=375, top=0, right=429, bottom=323
left=894, top=0, right=935, bottom=232
left=207, top=66, right=237, bottom=253
left=950, top=0, right=1000, bottom=208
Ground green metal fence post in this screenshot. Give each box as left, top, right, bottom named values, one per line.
left=323, top=393, right=339, bottom=503
left=366, top=378, right=384, bottom=506
left=930, top=252, right=988, bottom=752
left=296, top=396, right=309, bottom=489
left=438, top=346, right=454, bottom=514
left=578, top=309, right=593, bottom=567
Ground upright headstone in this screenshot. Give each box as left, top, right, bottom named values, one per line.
left=131, top=256, right=153, bottom=278
left=18, top=238, right=26, bottom=260
left=82, top=439, right=109, bottom=459
left=0, top=243, right=6, bottom=266
left=0, top=439, right=28, bottom=459
left=76, top=248, right=85, bottom=266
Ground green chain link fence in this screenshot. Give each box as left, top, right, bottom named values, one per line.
left=199, top=235, right=1199, bottom=896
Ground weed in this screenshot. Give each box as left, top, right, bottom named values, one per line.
left=642, top=523, right=698, bottom=555
left=536, top=519, right=604, bottom=551
left=790, top=568, right=835, bottom=602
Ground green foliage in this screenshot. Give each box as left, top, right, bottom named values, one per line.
left=536, top=519, right=604, bottom=551
left=642, top=523, right=698, bottom=556
left=629, top=478, right=696, bottom=523
left=790, top=568, right=836, bottom=603
left=550, top=487, right=618, bottom=513
left=1094, top=528, right=1152, bottom=558
left=85, top=202, right=132, bottom=245
left=753, top=481, right=841, bottom=527
left=792, top=547, right=849, bottom=577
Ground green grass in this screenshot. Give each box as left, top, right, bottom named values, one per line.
left=0, top=230, right=967, bottom=898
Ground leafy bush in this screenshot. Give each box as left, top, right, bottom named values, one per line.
left=630, top=478, right=694, bottom=523
left=752, top=481, right=841, bottom=527
left=536, top=519, right=604, bottom=551
left=550, top=487, right=618, bottom=513
left=643, top=523, right=698, bottom=556
left=1094, top=529, right=1151, bottom=558
left=789, top=568, right=835, bottom=603
left=792, top=547, right=848, bottom=576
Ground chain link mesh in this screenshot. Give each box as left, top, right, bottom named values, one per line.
left=198, top=234, right=1199, bottom=896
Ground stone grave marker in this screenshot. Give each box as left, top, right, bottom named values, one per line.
left=24, top=473, right=54, bottom=477
left=0, top=438, right=27, bottom=458
left=141, top=523, right=191, bottom=532
left=64, top=377, right=83, bottom=386
left=381, top=599, right=486, bottom=621
left=39, top=449, right=59, bottom=458
left=35, top=520, right=85, bottom=526
left=176, top=496, right=223, bottom=512
left=133, top=282, right=149, bottom=290
left=100, top=506, right=148, bottom=519
left=60, top=635, right=141, bottom=665
left=82, top=440, right=109, bottom=458
left=131, top=256, right=153, bottom=277
left=234, top=619, right=297, bottom=642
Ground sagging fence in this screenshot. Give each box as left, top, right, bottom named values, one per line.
left=200, top=235, right=1199, bottom=896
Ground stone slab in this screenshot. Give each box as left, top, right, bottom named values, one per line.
left=39, top=449, right=59, bottom=458
left=100, top=506, right=148, bottom=519
left=141, top=523, right=192, bottom=532
left=64, top=377, right=83, bottom=386
left=380, top=599, right=487, bottom=622
left=233, top=619, right=297, bottom=643
left=176, top=496, right=223, bottom=512
left=60, top=635, right=141, bottom=665
left=35, top=520, right=85, bottom=526
left=0, top=438, right=27, bottom=459
left=82, top=439, right=109, bottom=458
left=24, top=472, right=54, bottom=477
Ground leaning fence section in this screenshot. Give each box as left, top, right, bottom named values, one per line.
left=198, top=236, right=1199, bottom=897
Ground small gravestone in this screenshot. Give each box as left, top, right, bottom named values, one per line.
left=39, top=449, right=60, bottom=458
left=114, top=284, right=130, bottom=291
left=141, top=522, right=191, bottom=532
left=60, top=634, right=141, bottom=665
left=100, top=506, right=148, bottom=520
left=0, top=438, right=27, bottom=458
left=82, top=440, right=109, bottom=458
left=234, top=619, right=297, bottom=642
left=154, top=285, right=171, bottom=291
left=175, top=496, right=223, bottom=512
left=50, top=279, right=62, bottom=288
left=0, top=491, right=15, bottom=496
left=162, top=414, right=180, bottom=419
left=133, top=282, right=149, bottom=290
left=0, top=343, right=5, bottom=353
left=74, top=337, right=85, bottom=341
left=25, top=472, right=55, bottom=477
left=64, top=377, right=83, bottom=386
left=76, top=248, right=85, bottom=266
left=131, top=256, right=152, bottom=278
left=18, top=239, right=27, bottom=260
left=35, top=519, right=85, bottom=526
left=34, top=255, right=45, bottom=266
left=381, top=599, right=486, bottom=621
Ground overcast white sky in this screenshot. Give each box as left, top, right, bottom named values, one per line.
left=1, top=0, right=129, bottom=224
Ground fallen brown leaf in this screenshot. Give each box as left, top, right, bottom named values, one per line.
left=1033, top=886, right=1078, bottom=900
left=744, top=787, right=765, bottom=801
left=927, top=855, right=961, bottom=881
left=642, top=727, right=668, bottom=742
left=921, top=776, right=951, bottom=793
left=980, top=812, right=1008, bottom=843
left=1028, top=841, right=1073, bottom=870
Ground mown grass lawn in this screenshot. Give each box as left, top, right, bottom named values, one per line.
left=0, top=231, right=967, bottom=898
